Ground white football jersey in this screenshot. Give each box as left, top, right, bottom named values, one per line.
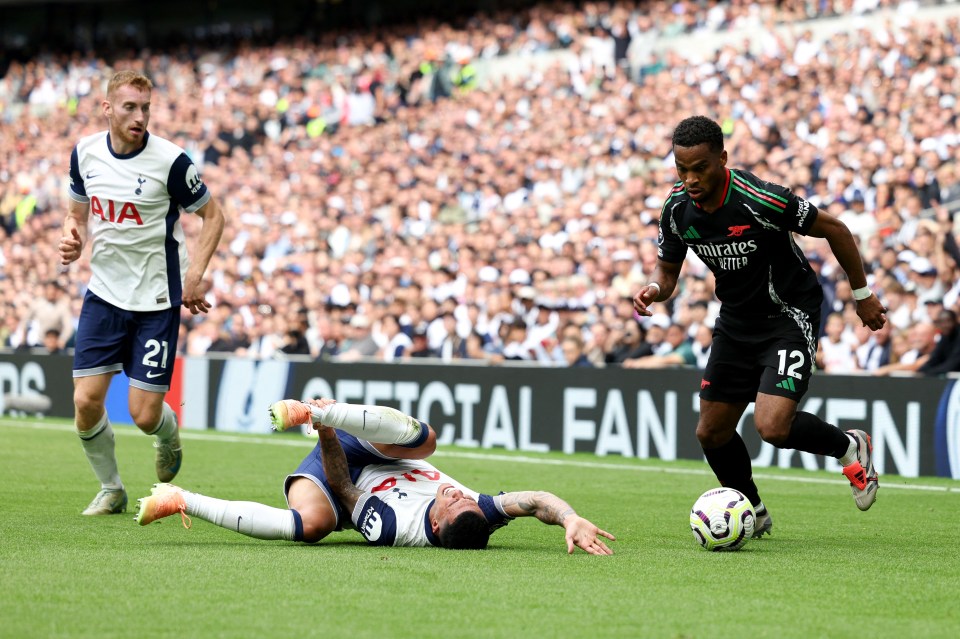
left=351, top=458, right=512, bottom=547
left=68, top=131, right=210, bottom=311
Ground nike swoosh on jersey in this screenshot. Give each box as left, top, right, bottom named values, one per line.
left=145, top=371, right=165, bottom=378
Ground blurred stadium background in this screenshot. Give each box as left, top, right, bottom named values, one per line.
left=2, top=0, right=960, bottom=480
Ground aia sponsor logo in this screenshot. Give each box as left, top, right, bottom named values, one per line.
left=90, top=196, right=143, bottom=225
left=727, top=225, right=750, bottom=237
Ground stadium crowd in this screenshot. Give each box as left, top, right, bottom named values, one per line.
left=2, top=0, right=960, bottom=376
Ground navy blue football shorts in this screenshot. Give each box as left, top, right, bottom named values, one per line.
left=700, top=310, right=820, bottom=404
left=73, top=290, right=181, bottom=392
left=283, top=429, right=424, bottom=531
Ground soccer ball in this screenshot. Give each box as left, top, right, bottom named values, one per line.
left=689, top=487, right=756, bottom=551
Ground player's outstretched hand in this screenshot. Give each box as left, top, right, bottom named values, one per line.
left=563, top=515, right=615, bottom=555
left=59, top=228, right=83, bottom=265
left=855, top=293, right=887, bottom=331
left=632, top=284, right=659, bottom=318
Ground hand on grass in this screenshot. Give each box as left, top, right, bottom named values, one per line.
left=564, top=515, right=615, bottom=555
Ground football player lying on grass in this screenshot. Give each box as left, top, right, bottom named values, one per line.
left=137, top=398, right=615, bottom=554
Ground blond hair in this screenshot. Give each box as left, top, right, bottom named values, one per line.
left=107, top=70, right=153, bottom=98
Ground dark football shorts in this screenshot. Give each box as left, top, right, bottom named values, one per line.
left=73, top=290, right=181, bottom=391
left=284, top=426, right=427, bottom=531
left=700, top=310, right=820, bottom=403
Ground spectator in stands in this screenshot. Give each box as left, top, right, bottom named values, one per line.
left=1, top=305, right=20, bottom=348
left=857, top=319, right=893, bottom=373
left=207, top=314, right=252, bottom=354
left=502, top=321, right=535, bottom=361
left=407, top=328, right=435, bottom=359
left=909, top=257, right=945, bottom=306
left=561, top=332, right=594, bottom=368
left=605, top=320, right=651, bottom=365
left=41, top=328, right=66, bottom=355
left=623, top=322, right=695, bottom=369
left=691, top=324, right=713, bottom=369
left=583, top=321, right=613, bottom=368
left=15, top=280, right=73, bottom=350
left=464, top=329, right=505, bottom=364
left=337, top=314, right=379, bottom=362
left=917, top=310, right=960, bottom=376
left=873, top=321, right=939, bottom=376
left=817, top=312, right=861, bottom=374
left=2, top=0, right=960, bottom=377
left=377, top=314, right=413, bottom=363
left=435, top=313, right=467, bottom=361
left=280, top=322, right=312, bottom=357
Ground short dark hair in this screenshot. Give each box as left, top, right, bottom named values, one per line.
left=438, top=511, right=491, bottom=550
left=672, top=116, right=724, bottom=153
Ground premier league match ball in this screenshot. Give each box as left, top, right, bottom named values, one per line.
left=689, top=488, right=755, bottom=552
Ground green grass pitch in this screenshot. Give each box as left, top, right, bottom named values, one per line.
left=1, top=417, right=958, bottom=639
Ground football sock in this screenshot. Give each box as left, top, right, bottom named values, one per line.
left=310, top=403, right=427, bottom=447
left=77, top=413, right=123, bottom=490
left=838, top=433, right=859, bottom=466
left=181, top=491, right=300, bottom=541
left=702, top=433, right=762, bottom=507
left=147, top=402, right=178, bottom=441
left=778, top=411, right=852, bottom=458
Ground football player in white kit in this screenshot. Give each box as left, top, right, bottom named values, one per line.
left=136, top=399, right=615, bottom=555
left=58, top=70, right=224, bottom=516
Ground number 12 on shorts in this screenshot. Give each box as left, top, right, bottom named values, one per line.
left=776, top=349, right=804, bottom=379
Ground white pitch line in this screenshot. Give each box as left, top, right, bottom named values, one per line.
left=5, top=418, right=959, bottom=494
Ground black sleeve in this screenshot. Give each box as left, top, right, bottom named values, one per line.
left=657, top=194, right=688, bottom=264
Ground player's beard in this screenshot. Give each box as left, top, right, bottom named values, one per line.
left=112, top=119, right=147, bottom=151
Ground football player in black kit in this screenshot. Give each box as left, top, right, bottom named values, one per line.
left=634, top=116, right=888, bottom=537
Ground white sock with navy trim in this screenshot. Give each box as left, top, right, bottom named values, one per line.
left=310, top=403, right=424, bottom=445
left=77, top=413, right=123, bottom=490
left=147, top=402, right=178, bottom=441
left=181, top=491, right=297, bottom=541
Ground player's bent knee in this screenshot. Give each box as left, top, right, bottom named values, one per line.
left=298, top=514, right=337, bottom=544
left=73, top=390, right=101, bottom=415
left=128, top=393, right=165, bottom=431
left=129, top=407, right=162, bottom=431
left=373, top=425, right=437, bottom=460
left=754, top=419, right=789, bottom=446
left=294, top=504, right=338, bottom=543
left=416, top=426, right=437, bottom=457
left=287, top=478, right=338, bottom=543
left=695, top=421, right=730, bottom=448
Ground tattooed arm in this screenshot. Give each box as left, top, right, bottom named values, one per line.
left=499, top=491, right=615, bottom=555
left=317, top=426, right=364, bottom=512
